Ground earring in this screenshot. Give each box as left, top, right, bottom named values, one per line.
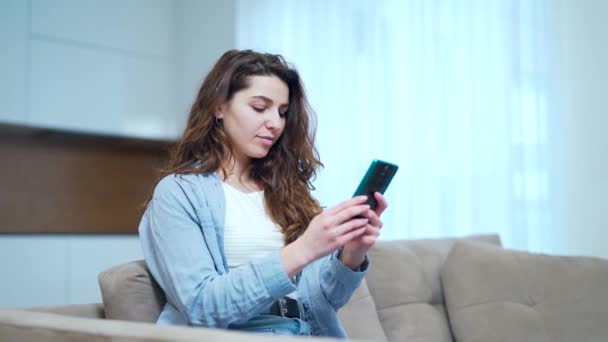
left=214, top=116, right=222, bottom=128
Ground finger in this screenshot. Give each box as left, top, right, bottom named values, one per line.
left=357, top=226, right=380, bottom=245
left=373, top=192, right=388, bottom=216
left=362, top=209, right=382, bottom=229
left=324, top=196, right=368, bottom=216
left=333, top=218, right=369, bottom=237
left=369, top=225, right=381, bottom=236
left=361, top=234, right=379, bottom=245
left=330, top=204, right=371, bottom=226
left=360, top=224, right=380, bottom=237
left=336, top=226, right=367, bottom=246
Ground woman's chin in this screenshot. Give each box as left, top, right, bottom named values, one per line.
left=247, top=149, right=271, bottom=159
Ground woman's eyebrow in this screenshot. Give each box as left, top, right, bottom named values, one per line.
left=250, top=95, right=288, bottom=108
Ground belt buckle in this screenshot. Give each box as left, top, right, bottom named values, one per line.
left=277, top=297, right=301, bottom=319
left=278, top=298, right=289, bottom=317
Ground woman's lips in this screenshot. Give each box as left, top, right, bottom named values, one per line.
left=257, top=136, right=274, bottom=147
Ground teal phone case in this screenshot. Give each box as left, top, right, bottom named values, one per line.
left=352, top=159, right=399, bottom=210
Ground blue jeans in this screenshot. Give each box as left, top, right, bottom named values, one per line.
left=228, top=314, right=311, bottom=336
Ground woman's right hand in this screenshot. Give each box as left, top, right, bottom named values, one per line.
left=280, top=195, right=370, bottom=278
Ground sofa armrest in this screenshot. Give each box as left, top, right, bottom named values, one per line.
left=0, top=309, right=353, bottom=342
left=20, top=303, right=105, bottom=319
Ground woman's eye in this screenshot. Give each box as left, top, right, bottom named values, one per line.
left=252, top=106, right=265, bottom=113
left=279, top=111, right=288, bottom=118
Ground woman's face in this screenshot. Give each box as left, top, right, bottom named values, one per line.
left=217, top=75, right=289, bottom=163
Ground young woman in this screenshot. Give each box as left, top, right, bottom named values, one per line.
left=138, top=49, right=387, bottom=337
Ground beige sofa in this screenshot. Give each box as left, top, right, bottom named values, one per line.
left=2, top=234, right=608, bottom=342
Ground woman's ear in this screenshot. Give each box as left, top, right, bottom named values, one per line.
left=214, top=104, right=226, bottom=119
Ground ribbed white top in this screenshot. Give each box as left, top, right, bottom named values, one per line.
left=222, top=182, right=285, bottom=269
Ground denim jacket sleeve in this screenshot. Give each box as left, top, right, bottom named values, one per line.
left=139, top=176, right=296, bottom=328
left=319, top=248, right=370, bottom=311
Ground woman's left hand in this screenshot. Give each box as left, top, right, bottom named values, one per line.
left=339, top=192, right=388, bottom=270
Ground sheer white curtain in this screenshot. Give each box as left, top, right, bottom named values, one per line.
left=236, top=0, right=559, bottom=252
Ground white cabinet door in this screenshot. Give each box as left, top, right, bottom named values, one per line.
left=10, top=0, right=237, bottom=140
left=172, top=0, right=237, bottom=140
left=28, top=40, right=176, bottom=140
left=0, top=0, right=28, bottom=126
left=27, top=0, right=177, bottom=140
left=31, top=0, right=173, bottom=59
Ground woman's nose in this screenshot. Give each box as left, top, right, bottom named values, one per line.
left=265, top=110, right=281, bottom=128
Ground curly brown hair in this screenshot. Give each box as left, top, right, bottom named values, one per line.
left=152, top=49, right=323, bottom=244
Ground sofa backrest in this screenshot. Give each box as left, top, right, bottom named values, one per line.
left=441, top=240, right=608, bottom=342
left=338, top=279, right=388, bottom=341
left=98, top=235, right=501, bottom=342
left=361, top=234, right=501, bottom=342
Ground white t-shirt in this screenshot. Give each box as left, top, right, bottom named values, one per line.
left=222, top=182, right=298, bottom=299
left=222, top=182, right=284, bottom=268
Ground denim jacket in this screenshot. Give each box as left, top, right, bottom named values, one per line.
left=138, top=173, right=369, bottom=337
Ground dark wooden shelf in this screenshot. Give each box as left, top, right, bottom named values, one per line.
left=0, top=124, right=173, bottom=234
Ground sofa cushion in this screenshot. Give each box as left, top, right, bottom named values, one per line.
left=366, top=234, right=501, bottom=342
left=98, top=260, right=165, bottom=322
left=442, top=241, right=608, bottom=342
left=338, top=279, right=388, bottom=341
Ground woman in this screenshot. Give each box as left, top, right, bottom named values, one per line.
left=138, top=49, right=387, bottom=337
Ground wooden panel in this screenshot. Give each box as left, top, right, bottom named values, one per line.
left=0, top=124, right=171, bottom=233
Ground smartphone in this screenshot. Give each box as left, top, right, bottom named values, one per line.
left=352, top=159, right=399, bottom=210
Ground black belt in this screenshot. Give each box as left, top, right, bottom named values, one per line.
left=269, top=297, right=301, bottom=319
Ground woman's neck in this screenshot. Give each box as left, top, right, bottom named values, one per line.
left=222, top=154, right=260, bottom=192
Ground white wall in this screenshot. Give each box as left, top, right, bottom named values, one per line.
left=0, top=235, right=142, bottom=307
left=554, top=0, right=608, bottom=258
left=0, top=0, right=235, bottom=308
